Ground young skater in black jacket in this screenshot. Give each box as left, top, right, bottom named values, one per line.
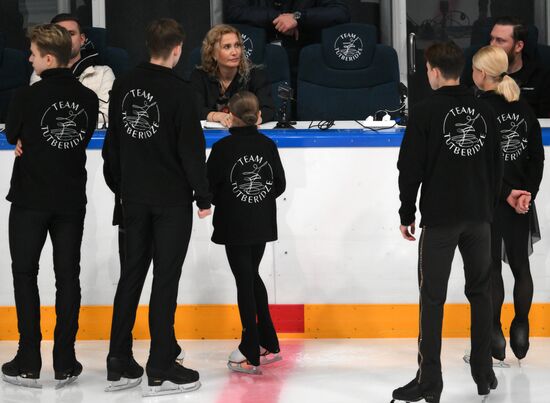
left=2, top=24, right=98, bottom=389
left=393, top=41, right=503, bottom=403
left=207, top=91, right=286, bottom=374
left=102, top=18, right=211, bottom=396
left=472, top=46, right=544, bottom=363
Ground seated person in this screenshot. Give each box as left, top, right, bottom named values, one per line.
left=30, top=13, right=115, bottom=124
left=190, top=24, right=275, bottom=127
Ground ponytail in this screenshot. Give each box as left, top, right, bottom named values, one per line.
left=495, top=74, right=520, bottom=102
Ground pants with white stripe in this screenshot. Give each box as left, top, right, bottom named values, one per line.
left=416, top=221, right=493, bottom=384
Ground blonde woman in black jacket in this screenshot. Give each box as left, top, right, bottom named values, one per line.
left=207, top=91, right=286, bottom=374
left=473, top=45, right=544, bottom=363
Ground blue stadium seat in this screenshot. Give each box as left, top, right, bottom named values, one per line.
left=297, top=23, right=400, bottom=121
left=82, top=27, right=130, bottom=77
left=0, top=37, right=30, bottom=122
left=184, top=24, right=290, bottom=116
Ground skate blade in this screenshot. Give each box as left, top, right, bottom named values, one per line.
left=227, top=361, right=262, bottom=375
left=105, top=377, right=142, bottom=392
left=55, top=375, right=78, bottom=389
left=493, top=360, right=510, bottom=368
left=142, top=380, right=201, bottom=397
left=2, top=374, right=42, bottom=389
left=260, top=354, right=282, bottom=365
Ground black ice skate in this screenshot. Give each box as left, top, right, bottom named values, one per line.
left=391, top=377, right=443, bottom=403
left=1, top=355, right=42, bottom=389
left=462, top=342, right=509, bottom=368
left=105, top=355, right=144, bottom=392
left=143, top=362, right=201, bottom=396
left=474, top=371, right=498, bottom=396
left=227, top=349, right=261, bottom=375
left=491, top=326, right=507, bottom=365
left=55, top=360, right=82, bottom=389
left=510, top=318, right=529, bottom=362
left=259, top=346, right=282, bottom=365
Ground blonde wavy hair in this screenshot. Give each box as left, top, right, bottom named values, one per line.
left=473, top=45, right=520, bottom=102
left=199, top=24, right=251, bottom=81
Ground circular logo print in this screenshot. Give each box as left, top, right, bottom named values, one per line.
left=241, top=34, right=254, bottom=59
left=231, top=154, right=274, bottom=204
left=497, top=113, right=528, bottom=161
left=443, top=106, right=487, bottom=157
left=41, top=100, right=89, bottom=149
left=122, top=89, right=160, bottom=139
left=334, top=33, right=363, bottom=62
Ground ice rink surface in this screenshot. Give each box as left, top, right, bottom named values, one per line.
left=0, top=338, right=548, bottom=403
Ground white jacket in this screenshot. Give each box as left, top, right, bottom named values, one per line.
left=31, top=64, right=115, bottom=125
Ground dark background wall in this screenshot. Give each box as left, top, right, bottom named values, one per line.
left=105, top=0, right=211, bottom=76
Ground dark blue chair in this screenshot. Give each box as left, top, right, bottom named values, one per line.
left=297, top=23, right=400, bottom=121
left=82, top=27, right=130, bottom=77
left=185, top=24, right=290, bottom=116
left=0, top=35, right=30, bottom=122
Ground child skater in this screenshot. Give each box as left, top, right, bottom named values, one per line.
left=207, top=91, right=286, bottom=374
left=472, top=45, right=544, bottom=363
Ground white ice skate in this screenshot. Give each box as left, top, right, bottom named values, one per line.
left=2, top=373, right=42, bottom=389
left=260, top=347, right=282, bottom=365
left=105, top=376, right=142, bottom=392
left=462, top=351, right=510, bottom=368
left=142, top=380, right=201, bottom=397
left=227, top=349, right=261, bottom=375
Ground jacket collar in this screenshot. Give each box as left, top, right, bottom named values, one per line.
left=433, top=84, right=473, bottom=97
left=229, top=125, right=259, bottom=136
left=40, top=68, right=74, bottom=80
left=138, top=62, right=183, bottom=80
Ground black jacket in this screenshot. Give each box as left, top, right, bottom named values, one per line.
left=224, top=0, right=350, bottom=47
left=103, top=62, right=211, bottom=209
left=508, top=57, right=550, bottom=118
left=190, top=67, right=275, bottom=122
left=398, top=85, right=502, bottom=227
left=6, top=68, right=98, bottom=211
left=207, top=125, right=285, bottom=245
left=478, top=91, right=544, bottom=200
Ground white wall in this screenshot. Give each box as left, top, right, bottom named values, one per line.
left=0, top=146, right=548, bottom=306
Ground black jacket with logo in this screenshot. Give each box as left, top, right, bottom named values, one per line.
left=478, top=91, right=544, bottom=200
left=207, top=125, right=285, bottom=245
left=5, top=68, right=98, bottom=211
left=224, top=0, right=350, bottom=47
left=398, top=85, right=502, bottom=227
left=103, top=62, right=211, bottom=209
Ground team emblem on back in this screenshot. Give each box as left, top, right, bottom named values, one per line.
left=334, top=33, right=363, bottom=62
left=231, top=155, right=274, bottom=204
left=443, top=106, right=487, bottom=157
left=122, top=89, right=160, bottom=139
left=41, top=101, right=89, bottom=150
left=497, top=113, right=528, bottom=161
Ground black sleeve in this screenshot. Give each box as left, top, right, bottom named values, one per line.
left=251, top=68, right=276, bottom=122
left=525, top=115, right=544, bottom=199
left=5, top=87, right=26, bottom=145
left=176, top=88, right=212, bottom=209
left=299, top=0, right=350, bottom=29
left=83, top=92, right=99, bottom=148
left=206, top=142, right=222, bottom=206
left=271, top=141, right=286, bottom=198
left=397, top=106, right=426, bottom=226
left=190, top=69, right=216, bottom=120
left=224, top=0, right=280, bottom=28
left=103, top=79, right=122, bottom=195
left=536, top=69, right=550, bottom=118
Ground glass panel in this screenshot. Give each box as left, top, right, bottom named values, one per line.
left=0, top=0, right=93, bottom=51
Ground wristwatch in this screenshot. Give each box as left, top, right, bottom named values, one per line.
left=293, top=11, right=302, bottom=23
